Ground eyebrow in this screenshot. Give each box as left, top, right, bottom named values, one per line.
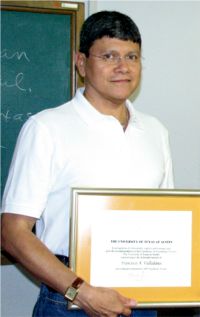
left=96, top=49, right=140, bottom=55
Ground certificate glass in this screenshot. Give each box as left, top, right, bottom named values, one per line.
left=69, top=189, right=200, bottom=308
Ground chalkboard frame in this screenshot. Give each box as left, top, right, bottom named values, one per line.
left=1, top=1, right=84, bottom=265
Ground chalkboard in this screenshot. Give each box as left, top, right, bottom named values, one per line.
left=1, top=2, right=84, bottom=198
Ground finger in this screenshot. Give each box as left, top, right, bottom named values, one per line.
left=121, top=307, right=132, bottom=316
left=122, top=297, right=137, bottom=308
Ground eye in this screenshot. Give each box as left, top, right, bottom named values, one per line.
left=102, top=53, right=115, bottom=61
left=127, top=54, right=139, bottom=61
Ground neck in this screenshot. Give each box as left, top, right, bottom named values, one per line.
left=121, top=106, right=130, bottom=130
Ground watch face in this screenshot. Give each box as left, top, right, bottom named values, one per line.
left=65, top=287, right=77, bottom=301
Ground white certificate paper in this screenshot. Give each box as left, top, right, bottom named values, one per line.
left=90, top=210, right=192, bottom=287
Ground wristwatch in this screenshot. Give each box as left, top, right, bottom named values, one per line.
left=64, top=277, right=84, bottom=302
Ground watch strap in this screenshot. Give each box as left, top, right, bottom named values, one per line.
left=71, top=277, right=84, bottom=289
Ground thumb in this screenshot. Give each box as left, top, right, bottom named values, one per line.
left=124, top=297, right=137, bottom=308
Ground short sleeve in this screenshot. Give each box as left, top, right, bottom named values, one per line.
left=2, top=117, right=54, bottom=217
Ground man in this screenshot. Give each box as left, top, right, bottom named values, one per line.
left=1, top=11, right=173, bottom=317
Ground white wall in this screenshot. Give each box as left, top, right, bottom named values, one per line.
left=90, top=0, right=200, bottom=189
left=1, top=1, right=200, bottom=317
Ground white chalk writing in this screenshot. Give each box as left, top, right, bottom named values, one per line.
left=1, top=109, right=32, bottom=122
left=1, top=72, right=31, bottom=92
left=1, top=49, right=31, bottom=93
left=1, top=49, right=30, bottom=62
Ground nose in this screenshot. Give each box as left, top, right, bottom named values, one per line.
left=114, top=58, right=130, bottom=72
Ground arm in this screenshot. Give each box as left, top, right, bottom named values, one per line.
left=1, top=213, right=136, bottom=317
left=1, top=213, right=77, bottom=293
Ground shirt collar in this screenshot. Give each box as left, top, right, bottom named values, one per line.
left=126, top=99, right=144, bottom=130
left=73, top=87, right=108, bottom=127
left=73, top=87, right=144, bottom=131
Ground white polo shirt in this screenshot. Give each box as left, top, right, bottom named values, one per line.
left=2, top=88, right=174, bottom=256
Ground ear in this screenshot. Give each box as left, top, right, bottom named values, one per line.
left=75, top=52, right=86, bottom=78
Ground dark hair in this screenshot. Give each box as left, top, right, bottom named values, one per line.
left=79, top=11, right=142, bottom=57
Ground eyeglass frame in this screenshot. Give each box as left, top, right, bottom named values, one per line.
left=88, top=52, right=142, bottom=65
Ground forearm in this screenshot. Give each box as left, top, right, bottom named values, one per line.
left=1, top=213, right=77, bottom=295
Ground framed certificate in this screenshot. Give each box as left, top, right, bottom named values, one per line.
left=69, top=188, right=200, bottom=308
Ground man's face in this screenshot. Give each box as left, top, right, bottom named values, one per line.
left=76, top=36, right=141, bottom=106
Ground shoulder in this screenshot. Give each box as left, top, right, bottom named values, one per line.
left=32, top=88, right=84, bottom=124
left=138, top=110, right=167, bottom=130
left=128, top=102, right=169, bottom=136
left=32, top=99, right=74, bottom=124
left=20, top=95, right=80, bottom=138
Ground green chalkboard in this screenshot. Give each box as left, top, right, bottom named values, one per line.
left=1, top=3, right=84, bottom=198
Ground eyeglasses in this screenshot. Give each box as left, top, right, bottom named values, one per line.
left=89, top=52, right=141, bottom=65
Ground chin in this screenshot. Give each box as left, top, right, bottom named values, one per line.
left=113, top=84, right=137, bottom=97
left=112, top=90, right=134, bottom=100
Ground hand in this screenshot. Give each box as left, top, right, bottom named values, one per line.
left=74, top=282, right=137, bottom=317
